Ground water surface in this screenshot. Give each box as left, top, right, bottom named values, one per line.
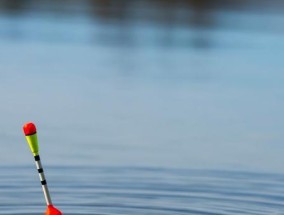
left=1, top=166, right=284, bottom=215
left=0, top=1, right=284, bottom=214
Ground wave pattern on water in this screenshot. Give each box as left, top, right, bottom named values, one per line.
left=0, top=166, right=284, bottom=214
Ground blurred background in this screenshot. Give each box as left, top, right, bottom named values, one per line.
left=0, top=0, right=284, bottom=173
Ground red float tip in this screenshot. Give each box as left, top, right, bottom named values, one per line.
left=45, top=205, right=63, bottom=215
left=23, top=122, right=37, bottom=136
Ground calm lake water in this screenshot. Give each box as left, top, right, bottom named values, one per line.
left=0, top=1, right=284, bottom=214
left=2, top=166, right=284, bottom=215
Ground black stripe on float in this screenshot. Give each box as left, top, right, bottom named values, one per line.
left=25, top=132, right=37, bottom=136
left=34, top=155, right=40, bottom=161
left=38, top=168, right=43, bottom=173
left=41, top=180, right=47, bottom=185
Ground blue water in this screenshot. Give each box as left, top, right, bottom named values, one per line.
left=2, top=166, right=284, bottom=215
left=0, top=1, right=284, bottom=214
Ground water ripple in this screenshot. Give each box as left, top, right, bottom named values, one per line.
left=0, top=167, right=284, bottom=214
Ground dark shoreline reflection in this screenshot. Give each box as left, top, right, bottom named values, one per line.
left=0, top=0, right=283, bottom=48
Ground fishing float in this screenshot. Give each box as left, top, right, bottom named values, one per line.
left=23, top=122, right=63, bottom=215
